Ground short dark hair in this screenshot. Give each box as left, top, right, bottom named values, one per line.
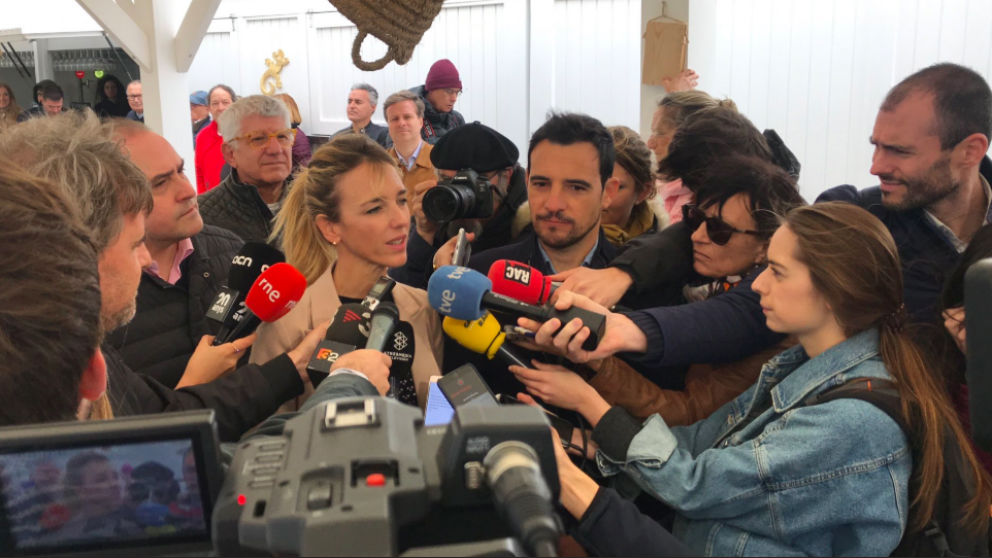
left=32, top=79, right=57, bottom=101
left=41, top=82, right=63, bottom=102
left=657, top=107, right=773, bottom=192
left=882, top=63, right=992, bottom=149
left=694, top=155, right=807, bottom=242
left=0, top=158, right=102, bottom=426
left=528, top=112, right=615, bottom=187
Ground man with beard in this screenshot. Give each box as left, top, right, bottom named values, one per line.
left=105, top=120, right=244, bottom=387
left=819, top=62, right=992, bottom=322
left=467, top=112, right=619, bottom=276
left=450, top=112, right=619, bottom=395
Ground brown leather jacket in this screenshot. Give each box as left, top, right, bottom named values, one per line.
left=587, top=337, right=794, bottom=426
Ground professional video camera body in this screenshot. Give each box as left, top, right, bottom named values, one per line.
left=213, top=396, right=561, bottom=557
left=423, top=168, right=494, bottom=222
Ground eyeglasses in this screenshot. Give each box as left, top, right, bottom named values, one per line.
left=442, top=88, right=462, bottom=96
left=126, top=94, right=142, bottom=100
left=682, top=204, right=761, bottom=246
left=230, top=128, right=296, bottom=150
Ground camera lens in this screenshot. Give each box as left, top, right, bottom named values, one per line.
left=423, top=184, right=472, bottom=222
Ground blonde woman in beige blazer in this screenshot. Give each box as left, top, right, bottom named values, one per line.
left=251, top=134, right=443, bottom=410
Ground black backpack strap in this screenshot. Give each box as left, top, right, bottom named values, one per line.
left=803, top=377, right=907, bottom=432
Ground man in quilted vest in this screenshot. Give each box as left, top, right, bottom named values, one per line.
left=197, top=95, right=294, bottom=245
left=106, top=120, right=243, bottom=387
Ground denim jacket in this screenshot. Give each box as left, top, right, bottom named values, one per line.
left=596, top=328, right=911, bottom=556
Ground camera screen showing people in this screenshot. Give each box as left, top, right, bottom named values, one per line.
left=0, top=440, right=206, bottom=554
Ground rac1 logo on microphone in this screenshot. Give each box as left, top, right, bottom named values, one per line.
left=503, top=264, right=530, bottom=284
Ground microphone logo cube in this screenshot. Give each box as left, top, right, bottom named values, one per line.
left=393, top=331, right=409, bottom=351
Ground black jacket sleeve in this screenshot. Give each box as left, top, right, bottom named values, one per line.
left=608, top=222, right=693, bottom=298
left=620, top=269, right=785, bottom=373
left=571, top=487, right=692, bottom=557
left=105, top=344, right=304, bottom=442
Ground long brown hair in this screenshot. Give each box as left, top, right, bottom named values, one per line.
left=785, top=202, right=992, bottom=534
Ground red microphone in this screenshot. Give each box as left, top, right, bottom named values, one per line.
left=487, top=260, right=555, bottom=305
left=214, top=262, right=307, bottom=344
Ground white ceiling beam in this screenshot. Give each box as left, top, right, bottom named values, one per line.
left=76, top=0, right=151, bottom=70
left=174, top=0, right=221, bottom=72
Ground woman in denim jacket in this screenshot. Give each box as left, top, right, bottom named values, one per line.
left=515, top=203, right=991, bottom=556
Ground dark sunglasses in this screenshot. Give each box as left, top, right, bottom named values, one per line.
left=682, top=204, right=761, bottom=246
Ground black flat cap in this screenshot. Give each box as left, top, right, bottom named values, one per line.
left=430, top=121, right=519, bottom=173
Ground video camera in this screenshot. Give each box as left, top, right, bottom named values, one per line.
left=213, top=393, right=561, bottom=556
left=423, top=169, right=495, bottom=222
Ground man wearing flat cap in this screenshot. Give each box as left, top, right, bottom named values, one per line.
left=389, top=121, right=527, bottom=289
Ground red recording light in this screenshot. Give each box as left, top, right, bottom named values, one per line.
left=237, top=494, right=247, bottom=506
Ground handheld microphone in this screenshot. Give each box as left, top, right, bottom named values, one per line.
left=366, top=302, right=401, bottom=396
left=208, top=243, right=285, bottom=342
left=442, top=313, right=529, bottom=369
left=213, top=263, right=307, bottom=345
left=487, top=260, right=555, bottom=305
left=307, top=303, right=368, bottom=385
left=428, top=266, right=605, bottom=350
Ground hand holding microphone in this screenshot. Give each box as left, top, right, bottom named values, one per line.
left=428, top=265, right=606, bottom=350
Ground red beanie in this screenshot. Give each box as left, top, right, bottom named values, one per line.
left=425, top=59, right=462, bottom=92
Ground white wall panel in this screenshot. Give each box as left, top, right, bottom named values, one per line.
left=690, top=0, right=992, bottom=202
left=187, top=0, right=641, bottom=161
left=548, top=0, right=641, bottom=130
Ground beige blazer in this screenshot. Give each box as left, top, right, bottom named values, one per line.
left=251, top=266, right=444, bottom=409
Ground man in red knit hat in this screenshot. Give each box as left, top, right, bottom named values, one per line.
left=409, top=58, right=466, bottom=144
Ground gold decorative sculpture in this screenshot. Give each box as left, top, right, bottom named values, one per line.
left=260, top=50, right=289, bottom=95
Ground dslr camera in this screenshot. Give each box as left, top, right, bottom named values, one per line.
left=423, top=168, right=494, bottom=222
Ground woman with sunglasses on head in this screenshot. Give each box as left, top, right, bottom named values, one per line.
left=250, top=134, right=444, bottom=410
left=522, top=202, right=992, bottom=556
left=512, top=156, right=804, bottom=427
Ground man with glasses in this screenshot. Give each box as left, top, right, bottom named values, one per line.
left=125, top=80, right=144, bottom=122
left=409, top=59, right=466, bottom=144
left=389, top=121, right=529, bottom=289
left=197, top=95, right=294, bottom=244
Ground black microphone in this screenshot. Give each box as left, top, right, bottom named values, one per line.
left=366, top=302, right=400, bottom=397
left=306, top=303, right=368, bottom=386
left=208, top=242, right=285, bottom=343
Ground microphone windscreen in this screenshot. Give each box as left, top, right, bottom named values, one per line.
left=427, top=265, right=491, bottom=320
left=244, top=263, right=307, bottom=322
left=966, top=259, right=992, bottom=452
left=226, top=242, right=285, bottom=293
left=381, top=320, right=417, bottom=406
left=488, top=260, right=550, bottom=305
left=442, top=313, right=504, bottom=359
left=326, top=303, right=370, bottom=345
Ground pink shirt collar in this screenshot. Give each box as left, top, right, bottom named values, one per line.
left=145, top=237, right=195, bottom=285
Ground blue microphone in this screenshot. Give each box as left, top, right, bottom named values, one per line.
left=427, top=266, right=606, bottom=350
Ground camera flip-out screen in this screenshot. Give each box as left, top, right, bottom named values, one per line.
left=0, top=411, right=221, bottom=556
